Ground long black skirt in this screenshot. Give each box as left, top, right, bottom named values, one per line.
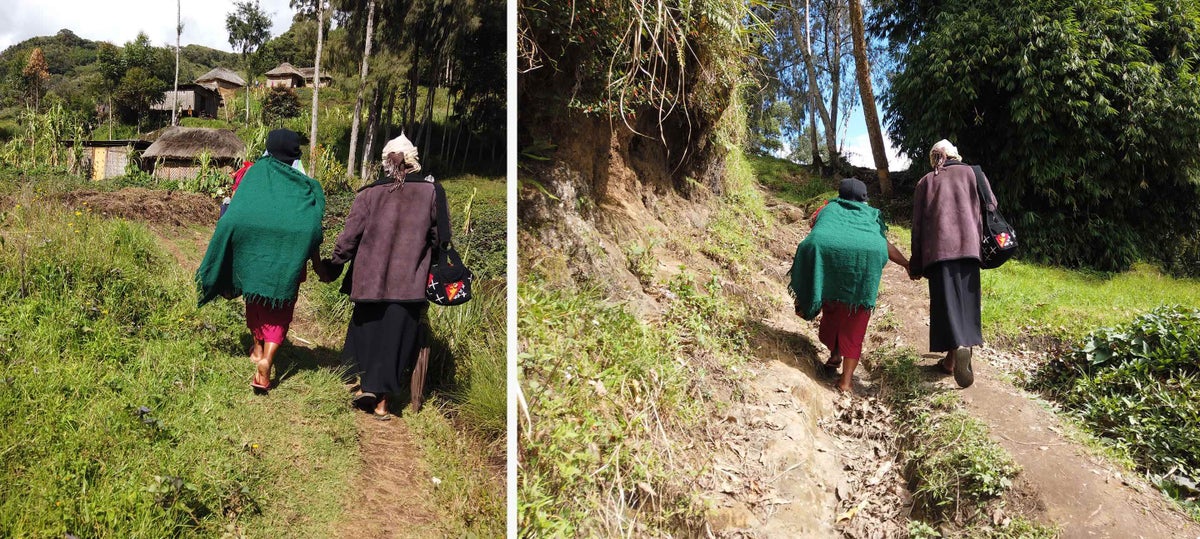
left=343, top=301, right=427, bottom=395
left=927, top=258, right=984, bottom=352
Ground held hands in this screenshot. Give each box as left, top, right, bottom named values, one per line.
left=312, top=258, right=333, bottom=283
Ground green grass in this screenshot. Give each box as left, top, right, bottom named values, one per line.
left=874, top=224, right=1200, bottom=345
left=0, top=201, right=357, bottom=537
left=871, top=347, right=1047, bottom=532
left=745, top=152, right=835, bottom=209
left=980, top=260, right=1200, bottom=343
left=518, top=270, right=750, bottom=536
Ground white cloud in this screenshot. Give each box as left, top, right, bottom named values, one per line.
left=0, top=0, right=296, bottom=54
left=843, top=131, right=912, bottom=172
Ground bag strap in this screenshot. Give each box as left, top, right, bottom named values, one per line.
left=968, top=165, right=989, bottom=235
left=432, top=179, right=452, bottom=247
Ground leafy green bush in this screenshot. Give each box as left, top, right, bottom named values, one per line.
left=1031, top=306, right=1200, bottom=508
left=884, top=0, right=1200, bottom=272
left=261, top=86, right=301, bottom=127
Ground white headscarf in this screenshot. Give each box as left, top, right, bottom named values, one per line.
left=929, top=139, right=962, bottom=174
left=381, top=134, right=421, bottom=175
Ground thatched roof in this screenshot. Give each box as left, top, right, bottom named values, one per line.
left=195, top=67, right=246, bottom=87
left=265, top=62, right=304, bottom=77
left=141, top=127, right=244, bottom=161
left=299, top=67, right=332, bottom=81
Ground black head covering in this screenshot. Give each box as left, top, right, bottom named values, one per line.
left=838, top=178, right=869, bottom=202
left=265, top=129, right=303, bottom=163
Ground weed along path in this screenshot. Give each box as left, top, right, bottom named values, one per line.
left=874, top=253, right=1200, bottom=538
left=108, top=190, right=443, bottom=537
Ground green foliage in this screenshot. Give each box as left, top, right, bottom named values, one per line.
left=176, top=151, right=233, bottom=199
left=0, top=201, right=357, bottom=537
left=746, top=152, right=835, bottom=209
left=977, top=255, right=1200, bottom=343
left=0, top=104, right=85, bottom=175
left=874, top=347, right=1020, bottom=524
left=519, top=0, right=764, bottom=150
left=1030, top=306, right=1200, bottom=513
left=885, top=0, right=1200, bottom=272
left=261, top=86, right=301, bottom=127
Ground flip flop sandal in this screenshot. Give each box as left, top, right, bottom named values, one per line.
left=373, top=412, right=394, bottom=421
left=250, top=373, right=270, bottom=392
left=953, top=347, right=974, bottom=388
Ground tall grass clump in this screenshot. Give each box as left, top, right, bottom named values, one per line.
left=518, top=269, right=752, bottom=536
left=1029, top=306, right=1200, bottom=515
left=872, top=347, right=1028, bottom=528
left=0, top=201, right=357, bottom=537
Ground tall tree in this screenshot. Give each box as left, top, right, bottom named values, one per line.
left=172, top=0, right=183, bottom=125
left=95, top=42, right=123, bottom=138
left=226, top=0, right=272, bottom=124
left=848, top=0, right=889, bottom=195
left=309, top=0, right=326, bottom=174
left=346, top=0, right=376, bottom=181
left=22, top=48, right=50, bottom=112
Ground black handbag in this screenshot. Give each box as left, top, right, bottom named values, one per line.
left=426, top=180, right=473, bottom=306
left=970, top=165, right=1017, bottom=269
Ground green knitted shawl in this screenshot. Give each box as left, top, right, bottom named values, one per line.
left=788, top=199, right=889, bottom=320
left=195, top=156, right=325, bottom=307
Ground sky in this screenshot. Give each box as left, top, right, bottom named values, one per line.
left=0, top=0, right=297, bottom=54
left=840, top=105, right=912, bottom=172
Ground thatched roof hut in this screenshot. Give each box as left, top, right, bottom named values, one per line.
left=196, top=67, right=246, bottom=89
left=265, top=62, right=305, bottom=88
left=299, top=67, right=333, bottom=88
left=142, top=127, right=245, bottom=181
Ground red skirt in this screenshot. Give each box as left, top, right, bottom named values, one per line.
left=245, top=299, right=296, bottom=345
left=818, top=301, right=872, bottom=359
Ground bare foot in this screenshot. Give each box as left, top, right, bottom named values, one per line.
left=252, top=358, right=271, bottom=389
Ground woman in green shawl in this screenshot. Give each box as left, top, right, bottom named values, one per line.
left=789, top=179, right=910, bottom=393
left=195, top=129, right=328, bottom=392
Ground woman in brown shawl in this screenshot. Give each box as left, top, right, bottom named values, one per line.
left=321, top=135, right=439, bottom=419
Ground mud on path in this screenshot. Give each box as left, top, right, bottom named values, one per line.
left=61, top=189, right=442, bottom=537
left=875, top=254, right=1200, bottom=538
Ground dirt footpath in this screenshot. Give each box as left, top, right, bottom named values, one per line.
left=876, top=259, right=1200, bottom=539
left=72, top=186, right=444, bottom=539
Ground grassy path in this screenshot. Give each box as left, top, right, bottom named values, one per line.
left=873, top=237, right=1200, bottom=537
left=150, top=221, right=445, bottom=538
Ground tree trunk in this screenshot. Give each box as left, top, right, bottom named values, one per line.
left=848, top=0, right=891, bottom=196
left=309, top=0, right=326, bottom=174
left=383, top=85, right=396, bottom=142
left=360, top=80, right=387, bottom=181
left=405, top=56, right=420, bottom=134
left=172, top=0, right=181, bottom=126
left=793, top=0, right=838, bottom=167
left=827, top=1, right=842, bottom=158
left=808, top=105, right=823, bottom=169
left=346, top=0, right=376, bottom=181
left=420, top=68, right=439, bottom=162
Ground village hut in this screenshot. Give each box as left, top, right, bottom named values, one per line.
left=195, top=67, right=246, bottom=105
left=265, top=62, right=305, bottom=88
left=151, top=83, right=220, bottom=118
left=140, top=127, right=245, bottom=181
left=299, top=67, right=333, bottom=88
left=64, top=139, right=152, bottom=181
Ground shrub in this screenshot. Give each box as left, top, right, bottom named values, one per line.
left=261, top=86, right=301, bottom=127
left=1031, top=306, right=1200, bottom=508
